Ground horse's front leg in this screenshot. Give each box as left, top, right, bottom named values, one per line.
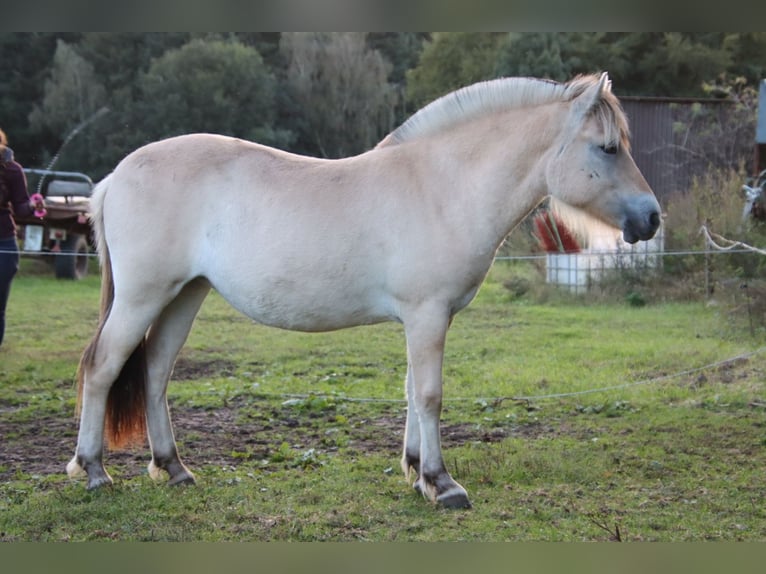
left=401, top=362, right=421, bottom=481
left=403, top=309, right=471, bottom=509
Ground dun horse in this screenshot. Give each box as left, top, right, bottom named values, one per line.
left=68, top=73, right=660, bottom=508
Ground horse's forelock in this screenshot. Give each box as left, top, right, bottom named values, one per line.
left=563, top=74, right=630, bottom=152
left=593, top=92, right=631, bottom=152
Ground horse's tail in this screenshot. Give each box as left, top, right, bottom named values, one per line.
left=76, top=174, right=147, bottom=450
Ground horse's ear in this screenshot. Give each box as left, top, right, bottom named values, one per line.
left=570, top=72, right=610, bottom=121
left=601, top=72, right=612, bottom=93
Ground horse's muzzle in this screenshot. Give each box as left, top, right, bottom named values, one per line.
left=622, top=203, right=661, bottom=244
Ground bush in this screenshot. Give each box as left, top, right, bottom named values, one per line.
left=665, top=165, right=766, bottom=280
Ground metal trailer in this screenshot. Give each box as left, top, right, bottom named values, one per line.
left=15, top=169, right=93, bottom=280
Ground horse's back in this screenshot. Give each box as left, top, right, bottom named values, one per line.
left=112, top=133, right=304, bottom=193
left=103, top=133, right=324, bottom=239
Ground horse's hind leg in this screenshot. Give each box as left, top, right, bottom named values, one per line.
left=67, top=301, right=161, bottom=489
left=144, top=279, right=210, bottom=486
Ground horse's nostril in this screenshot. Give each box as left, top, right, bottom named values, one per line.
left=649, top=211, right=660, bottom=229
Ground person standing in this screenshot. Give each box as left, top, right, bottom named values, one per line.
left=0, top=128, right=44, bottom=348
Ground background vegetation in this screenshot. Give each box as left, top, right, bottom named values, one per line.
left=2, top=32, right=765, bottom=176
left=5, top=34, right=765, bottom=263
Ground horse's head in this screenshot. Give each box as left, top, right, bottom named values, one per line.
left=545, top=73, right=661, bottom=244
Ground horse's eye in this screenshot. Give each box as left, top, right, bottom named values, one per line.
left=600, top=144, right=618, bottom=155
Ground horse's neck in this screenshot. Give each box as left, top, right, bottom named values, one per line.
left=418, top=106, right=560, bottom=254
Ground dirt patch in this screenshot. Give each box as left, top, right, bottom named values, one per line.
left=0, top=397, right=550, bottom=482
left=171, top=358, right=238, bottom=381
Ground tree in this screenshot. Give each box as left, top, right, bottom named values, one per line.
left=495, top=33, right=635, bottom=84
left=76, top=33, right=190, bottom=95
left=405, top=32, right=504, bottom=108
left=133, top=38, right=290, bottom=149
left=27, top=39, right=107, bottom=172
left=366, top=33, right=428, bottom=126
left=495, top=33, right=576, bottom=81
left=0, top=33, right=80, bottom=164
left=411, top=33, right=751, bottom=100
left=280, top=32, right=395, bottom=158
left=28, top=39, right=106, bottom=136
left=367, top=33, right=428, bottom=87
left=631, top=33, right=733, bottom=96
left=725, top=33, right=766, bottom=86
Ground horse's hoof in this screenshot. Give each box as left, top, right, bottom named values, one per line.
left=86, top=474, right=114, bottom=490
left=437, top=490, right=472, bottom=510
left=68, top=456, right=113, bottom=489
left=168, top=472, right=196, bottom=486
left=150, top=457, right=196, bottom=486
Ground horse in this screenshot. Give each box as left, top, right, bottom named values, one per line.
left=67, top=72, right=661, bottom=509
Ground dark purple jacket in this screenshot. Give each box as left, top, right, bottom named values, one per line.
left=0, top=147, right=34, bottom=240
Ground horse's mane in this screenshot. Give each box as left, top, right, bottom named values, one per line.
left=377, top=73, right=629, bottom=151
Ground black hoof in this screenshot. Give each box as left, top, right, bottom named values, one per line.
left=437, top=491, right=472, bottom=510
left=86, top=475, right=114, bottom=490
left=168, top=473, right=196, bottom=486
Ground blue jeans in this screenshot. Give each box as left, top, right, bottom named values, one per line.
left=0, top=236, right=19, bottom=347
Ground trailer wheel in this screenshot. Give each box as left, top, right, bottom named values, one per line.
left=55, top=234, right=89, bottom=280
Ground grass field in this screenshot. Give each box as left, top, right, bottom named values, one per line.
left=1, top=259, right=765, bottom=541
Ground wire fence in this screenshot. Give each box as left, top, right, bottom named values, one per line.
left=200, top=344, right=766, bottom=407
left=2, top=248, right=755, bottom=259
left=0, top=248, right=99, bottom=257
left=495, top=248, right=758, bottom=261
left=2, top=243, right=762, bottom=263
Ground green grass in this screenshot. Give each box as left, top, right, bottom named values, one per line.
left=1, top=260, right=765, bottom=541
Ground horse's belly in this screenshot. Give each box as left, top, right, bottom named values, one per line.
left=216, top=280, right=394, bottom=333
